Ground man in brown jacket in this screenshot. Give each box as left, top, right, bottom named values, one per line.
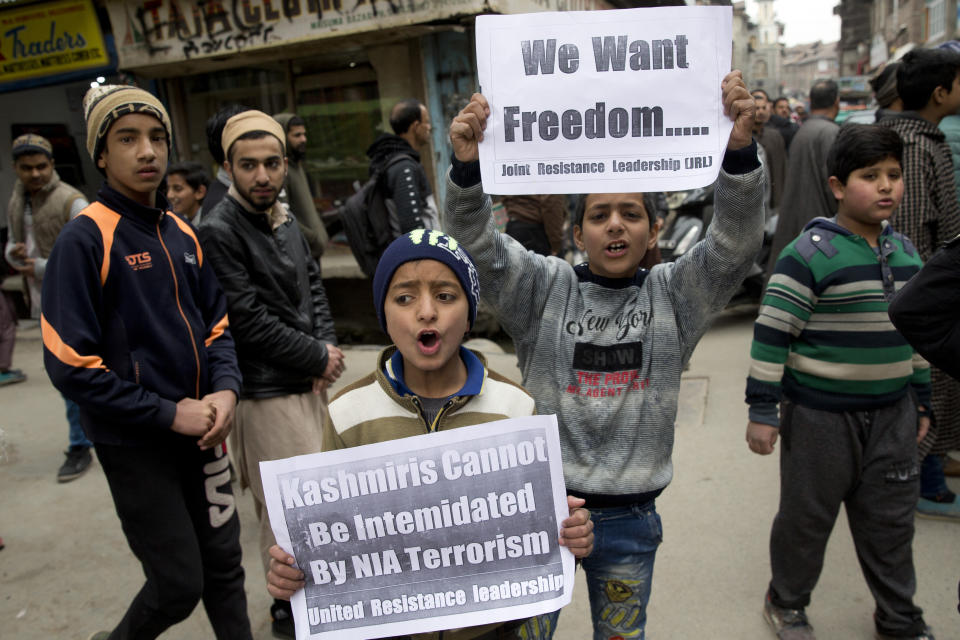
left=502, top=194, right=566, bottom=257
left=4, top=134, right=94, bottom=482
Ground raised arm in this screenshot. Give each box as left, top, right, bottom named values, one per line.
left=663, top=71, right=765, bottom=356
left=444, top=93, right=571, bottom=344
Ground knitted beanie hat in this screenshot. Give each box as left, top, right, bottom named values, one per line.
left=372, top=229, right=480, bottom=334
left=12, top=133, right=53, bottom=158
left=82, top=85, right=171, bottom=162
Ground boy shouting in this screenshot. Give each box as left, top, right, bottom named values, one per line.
left=266, top=230, right=594, bottom=639
left=443, top=71, right=763, bottom=639
left=42, top=85, right=251, bottom=640
left=746, top=124, right=933, bottom=640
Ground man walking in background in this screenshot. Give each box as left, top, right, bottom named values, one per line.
left=273, top=113, right=328, bottom=262
left=767, top=79, right=841, bottom=275
left=366, top=98, right=440, bottom=233
left=752, top=89, right=788, bottom=215
left=4, top=134, right=93, bottom=481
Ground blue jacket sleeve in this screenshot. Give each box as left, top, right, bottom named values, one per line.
left=40, top=218, right=177, bottom=430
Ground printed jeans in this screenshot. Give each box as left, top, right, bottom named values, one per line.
left=581, top=501, right=663, bottom=640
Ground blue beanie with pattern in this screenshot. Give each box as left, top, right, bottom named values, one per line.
left=373, top=230, right=480, bottom=333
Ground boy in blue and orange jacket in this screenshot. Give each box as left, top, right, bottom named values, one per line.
left=41, top=85, right=253, bottom=640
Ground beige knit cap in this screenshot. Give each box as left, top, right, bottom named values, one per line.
left=12, top=133, right=53, bottom=157
left=82, top=85, right=172, bottom=160
left=221, top=110, right=286, bottom=160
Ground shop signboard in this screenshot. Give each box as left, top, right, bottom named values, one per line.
left=105, top=0, right=612, bottom=70
left=0, top=0, right=109, bottom=86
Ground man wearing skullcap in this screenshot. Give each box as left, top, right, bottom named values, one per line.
left=198, top=108, right=343, bottom=639
left=4, top=133, right=95, bottom=481
left=41, top=85, right=252, bottom=640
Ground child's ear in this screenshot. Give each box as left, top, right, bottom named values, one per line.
left=828, top=176, right=845, bottom=201
left=647, top=218, right=662, bottom=250
left=573, top=225, right=585, bottom=251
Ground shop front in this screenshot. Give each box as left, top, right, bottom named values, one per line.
left=0, top=0, right=117, bottom=199
left=104, top=0, right=613, bottom=212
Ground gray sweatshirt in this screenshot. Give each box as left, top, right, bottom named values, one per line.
left=444, top=154, right=764, bottom=504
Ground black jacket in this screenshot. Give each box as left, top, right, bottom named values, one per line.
left=366, top=133, right=433, bottom=232
left=889, top=235, right=960, bottom=381
left=198, top=193, right=336, bottom=398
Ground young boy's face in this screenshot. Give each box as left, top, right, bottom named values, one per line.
left=166, top=173, right=205, bottom=218
left=829, top=156, right=903, bottom=232
left=575, top=193, right=658, bottom=279
left=941, top=72, right=960, bottom=115
left=97, top=113, right=168, bottom=206
left=384, top=259, right=469, bottom=376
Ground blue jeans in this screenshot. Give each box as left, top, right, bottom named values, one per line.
left=920, top=453, right=949, bottom=498
left=65, top=395, right=92, bottom=449
left=581, top=502, right=663, bottom=640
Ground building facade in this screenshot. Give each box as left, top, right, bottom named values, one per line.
left=838, top=0, right=960, bottom=75
left=3, top=0, right=629, bottom=212
left=781, top=41, right=839, bottom=99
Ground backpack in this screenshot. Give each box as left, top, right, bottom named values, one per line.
left=337, top=153, right=412, bottom=278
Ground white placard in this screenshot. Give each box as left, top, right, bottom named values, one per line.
left=261, top=415, right=573, bottom=640
left=475, top=6, right=733, bottom=194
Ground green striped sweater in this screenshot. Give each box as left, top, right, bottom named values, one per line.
left=746, top=217, right=930, bottom=426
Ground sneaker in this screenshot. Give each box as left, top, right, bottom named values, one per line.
left=0, top=369, right=26, bottom=386
left=57, top=446, right=92, bottom=483
left=271, top=599, right=295, bottom=639
left=916, top=494, right=960, bottom=521
left=764, top=592, right=815, bottom=639
left=875, top=627, right=935, bottom=639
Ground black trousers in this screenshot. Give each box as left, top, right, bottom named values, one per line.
left=768, top=395, right=926, bottom=636
left=96, top=437, right=252, bottom=640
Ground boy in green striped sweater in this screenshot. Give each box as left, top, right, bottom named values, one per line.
left=745, top=124, right=934, bottom=640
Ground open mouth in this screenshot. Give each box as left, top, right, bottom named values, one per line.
left=606, top=241, right=628, bottom=256
left=417, top=330, right=440, bottom=355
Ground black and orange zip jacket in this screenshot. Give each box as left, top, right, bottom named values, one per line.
left=41, top=183, right=242, bottom=446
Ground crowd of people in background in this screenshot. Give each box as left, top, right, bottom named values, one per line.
left=1, top=38, right=960, bottom=640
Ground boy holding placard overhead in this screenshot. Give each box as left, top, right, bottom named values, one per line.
left=442, top=70, right=763, bottom=638
left=265, top=230, right=595, bottom=639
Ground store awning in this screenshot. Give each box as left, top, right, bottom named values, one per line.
left=105, top=0, right=613, bottom=73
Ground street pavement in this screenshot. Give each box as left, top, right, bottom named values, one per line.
left=1, top=308, right=958, bottom=639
